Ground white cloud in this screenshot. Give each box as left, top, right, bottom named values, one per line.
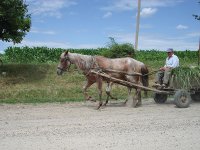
left=27, top=0, right=77, bottom=18
left=138, top=36, right=198, bottom=50
left=0, top=33, right=198, bottom=53
left=106, top=32, right=198, bottom=50
left=140, top=8, right=157, bottom=17
left=101, top=0, right=183, bottom=12
left=141, top=0, right=183, bottom=8
left=20, top=41, right=102, bottom=49
left=101, top=0, right=136, bottom=12
left=103, top=12, right=112, bottom=18
left=187, top=32, right=200, bottom=37
left=42, top=31, right=56, bottom=35
left=176, top=24, right=188, bottom=30
left=13, top=40, right=71, bottom=49
left=30, top=29, right=56, bottom=35
left=0, top=40, right=102, bottom=51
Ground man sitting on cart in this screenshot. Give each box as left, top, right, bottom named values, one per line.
left=155, top=48, right=179, bottom=88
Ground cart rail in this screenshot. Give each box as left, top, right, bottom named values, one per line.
left=90, top=70, right=171, bottom=94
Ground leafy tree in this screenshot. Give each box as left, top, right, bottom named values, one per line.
left=193, top=1, right=200, bottom=21
left=0, top=0, right=31, bottom=43
left=101, top=37, right=135, bottom=58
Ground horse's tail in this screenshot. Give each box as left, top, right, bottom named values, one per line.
left=141, top=64, right=149, bottom=97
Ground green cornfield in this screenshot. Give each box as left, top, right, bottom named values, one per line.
left=1, top=46, right=198, bottom=67
left=2, top=46, right=106, bottom=63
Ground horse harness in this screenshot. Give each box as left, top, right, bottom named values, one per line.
left=58, top=55, right=152, bottom=77
left=57, top=55, right=72, bottom=72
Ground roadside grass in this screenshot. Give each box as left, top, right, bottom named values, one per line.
left=0, top=64, right=130, bottom=103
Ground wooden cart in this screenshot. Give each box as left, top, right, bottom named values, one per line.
left=90, top=69, right=198, bottom=108
left=153, top=74, right=200, bottom=108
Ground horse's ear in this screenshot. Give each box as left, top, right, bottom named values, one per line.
left=64, top=50, right=68, bottom=56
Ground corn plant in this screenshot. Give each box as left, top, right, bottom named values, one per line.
left=3, top=46, right=199, bottom=64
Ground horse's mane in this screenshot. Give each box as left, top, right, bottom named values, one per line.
left=69, top=53, right=96, bottom=72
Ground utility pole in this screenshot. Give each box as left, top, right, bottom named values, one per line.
left=198, top=37, right=200, bottom=65
left=135, top=0, right=141, bottom=51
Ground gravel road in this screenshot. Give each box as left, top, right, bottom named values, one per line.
left=0, top=99, right=200, bottom=150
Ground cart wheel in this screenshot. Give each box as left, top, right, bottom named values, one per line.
left=174, top=90, right=191, bottom=108
left=153, top=93, right=168, bottom=104
left=191, top=92, right=200, bottom=101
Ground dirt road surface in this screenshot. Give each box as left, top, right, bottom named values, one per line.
left=0, top=99, right=200, bottom=150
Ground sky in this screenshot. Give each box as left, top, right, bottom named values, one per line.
left=0, top=0, right=200, bottom=53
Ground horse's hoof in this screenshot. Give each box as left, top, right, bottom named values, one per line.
left=103, top=102, right=108, bottom=106
left=86, top=97, right=96, bottom=102
left=96, top=106, right=101, bottom=110
left=132, top=102, right=138, bottom=108
left=132, top=101, right=136, bottom=107
left=132, top=104, right=137, bottom=108
left=90, top=99, right=96, bottom=102
left=136, top=102, right=142, bottom=107
left=123, top=99, right=128, bottom=105
left=96, top=103, right=103, bottom=110
left=133, top=102, right=142, bottom=108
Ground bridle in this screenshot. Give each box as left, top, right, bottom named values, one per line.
left=57, top=56, right=72, bottom=72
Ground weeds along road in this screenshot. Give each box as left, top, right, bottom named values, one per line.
left=0, top=99, right=200, bottom=150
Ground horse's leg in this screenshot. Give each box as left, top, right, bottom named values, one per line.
left=107, top=83, right=118, bottom=100
left=103, top=82, right=111, bottom=106
left=96, top=77, right=103, bottom=109
left=126, top=76, right=139, bottom=107
left=136, top=78, right=143, bottom=106
left=131, top=75, right=143, bottom=107
left=83, top=79, right=96, bottom=101
left=103, top=82, right=113, bottom=106
left=136, top=88, right=142, bottom=106
left=103, top=82, right=116, bottom=106
left=132, top=87, right=142, bottom=107
left=132, top=83, right=141, bottom=107
left=123, top=87, right=132, bottom=105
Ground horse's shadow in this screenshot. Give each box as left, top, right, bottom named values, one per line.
left=84, top=98, right=179, bottom=109
left=104, top=101, right=127, bottom=107
left=84, top=99, right=129, bottom=109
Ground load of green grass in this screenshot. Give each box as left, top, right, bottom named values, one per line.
left=172, top=66, right=200, bottom=90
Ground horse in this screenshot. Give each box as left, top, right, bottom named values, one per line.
left=57, top=51, right=149, bottom=109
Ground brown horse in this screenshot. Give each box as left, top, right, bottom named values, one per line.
left=57, top=51, right=149, bottom=109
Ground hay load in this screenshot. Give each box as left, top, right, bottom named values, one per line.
left=171, top=66, right=200, bottom=89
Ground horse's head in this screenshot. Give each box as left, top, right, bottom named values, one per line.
left=57, top=51, right=71, bottom=75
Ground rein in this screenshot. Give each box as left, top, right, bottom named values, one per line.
left=142, top=69, right=160, bottom=76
